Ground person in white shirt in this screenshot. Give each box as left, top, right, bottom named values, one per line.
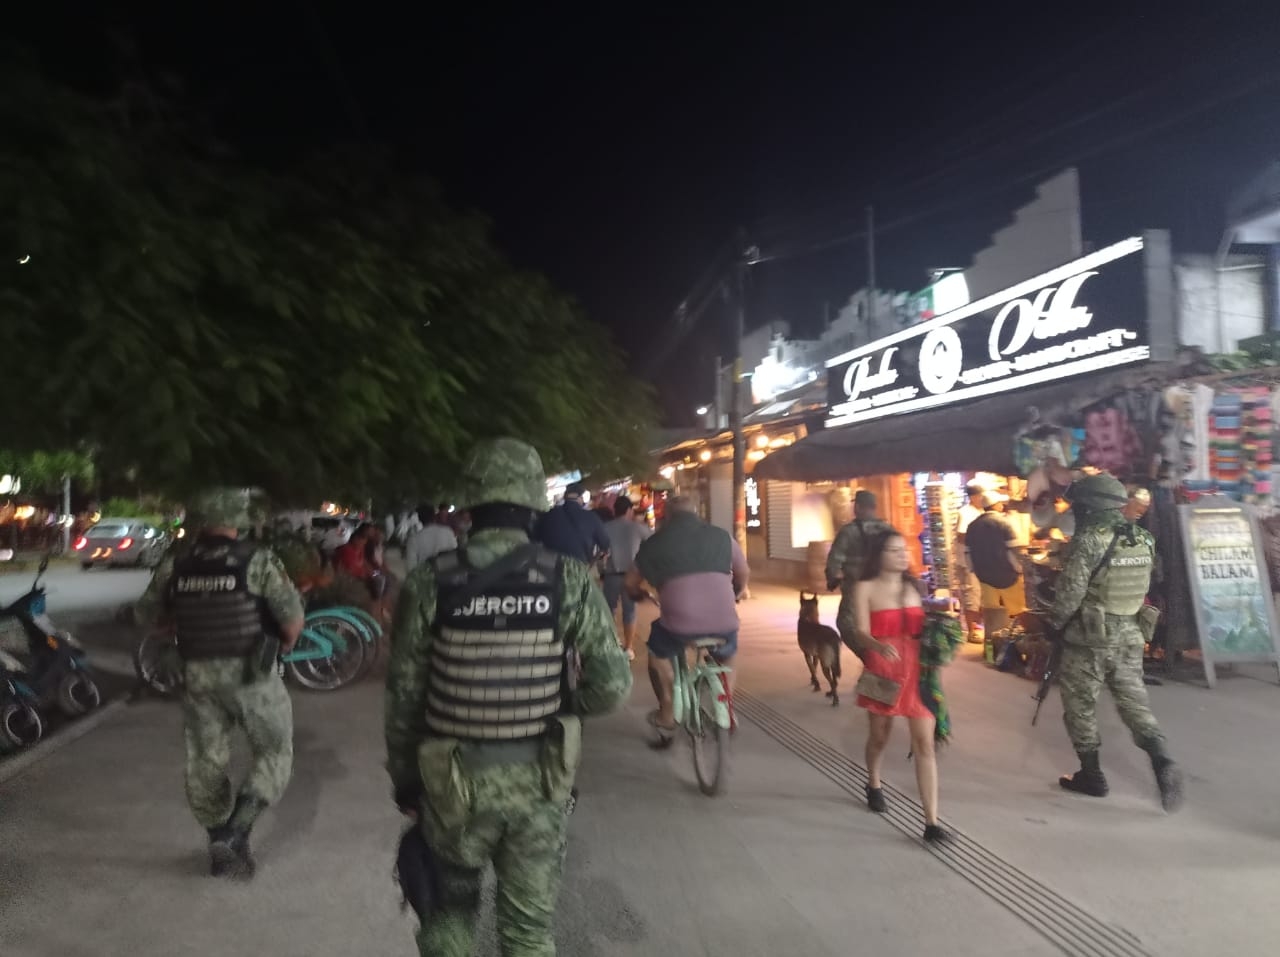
left=601, top=496, right=652, bottom=660
left=954, top=483, right=985, bottom=642
left=395, top=509, right=423, bottom=548
left=404, top=504, right=457, bottom=570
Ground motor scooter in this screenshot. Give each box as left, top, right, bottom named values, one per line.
left=0, top=554, right=101, bottom=716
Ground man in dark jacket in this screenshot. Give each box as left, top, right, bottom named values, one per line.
left=534, top=482, right=610, bottom=569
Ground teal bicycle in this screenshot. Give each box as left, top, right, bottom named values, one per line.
left=133, top=605, right=383, bottom=696
left=653, top=636, right=736, bottom=796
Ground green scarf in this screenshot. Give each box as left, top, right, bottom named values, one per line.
left=918, top=612, right=964, bottom=744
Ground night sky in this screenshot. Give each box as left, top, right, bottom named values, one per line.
left=18, top=4, right=1280, bottom=423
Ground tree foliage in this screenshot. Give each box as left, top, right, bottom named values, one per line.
left=0, top=63, right=655, bottom=506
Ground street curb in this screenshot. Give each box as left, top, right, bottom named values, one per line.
left=0, top=697, right=129, bottom=786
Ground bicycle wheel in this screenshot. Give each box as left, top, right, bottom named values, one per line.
left=689, top=672, right=728, bottom=796
left=133, top=630, right=183, bottom=697
left=285, top=621, right=366, bottom=691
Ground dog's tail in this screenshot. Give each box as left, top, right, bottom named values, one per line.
left=831, top=651, right=842, bottom=680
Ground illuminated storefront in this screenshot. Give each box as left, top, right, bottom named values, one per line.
left=754, top=232, right=1178, bottom=588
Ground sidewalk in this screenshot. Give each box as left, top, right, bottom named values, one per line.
left=734, top=584, right=1280, bottom=957
left=0, top=584, right=1276, bottom=956
left=1, top=671, right=1051, bottom=956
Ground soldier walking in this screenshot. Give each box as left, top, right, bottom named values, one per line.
left=826, top=490, right=892, bottom=648
left=1044, top=473, right=1184, bottom=812
left=136, top=487, right=305, bottom=878
left=385, top=438, right=632, bottom=956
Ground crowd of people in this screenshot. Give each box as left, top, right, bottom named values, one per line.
left=131, top=439, right=1187, bottom=955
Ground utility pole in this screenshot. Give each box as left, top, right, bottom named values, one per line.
left=866, top=205, right=878, bottom=339
left=61, top=474, right=71, bottom=554
left=730, top=232, right=749, bottom=563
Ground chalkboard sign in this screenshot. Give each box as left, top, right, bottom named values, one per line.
left=1178, top=496, right=1280, bottom=688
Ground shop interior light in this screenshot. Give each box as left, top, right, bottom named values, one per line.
left=748, top=450, right=767, bottom=462
left=756, top=435, right=770, bottom=449
left=659, top=466, right=675, bottom=480
left=699, top=450, right=712, bottom=462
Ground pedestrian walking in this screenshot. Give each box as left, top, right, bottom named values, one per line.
left=1045, top=472, right=1183, bottom=812
left=134, top=487, right=305, bottom=879
left=385, top=438, right=632, bottom=956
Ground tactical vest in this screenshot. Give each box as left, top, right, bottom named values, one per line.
left=1086, top=526, right=1154, bottom=616
left=426, top=548, right=564, bottom=741
left=169, top=537, right=265, bottom=661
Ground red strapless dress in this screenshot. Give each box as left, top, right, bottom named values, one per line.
left=857, top=606, right=929, bottom=718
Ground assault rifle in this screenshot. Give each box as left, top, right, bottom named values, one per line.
left=1031, top=628, right=1064, bottom=727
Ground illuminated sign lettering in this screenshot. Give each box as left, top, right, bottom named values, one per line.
left=825, top=237, right=1151, bottom=428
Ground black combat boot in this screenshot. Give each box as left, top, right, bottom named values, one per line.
left=1141, top=739, right=1185, bottom=813
left=207, top=825, right=235, bottom=878
left=1059, top=751, right=1109, bottom=797
left=216, top=794, right=268, bottom=881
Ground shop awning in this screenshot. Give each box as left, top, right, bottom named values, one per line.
left=753, top=366, right=1174, bottom=483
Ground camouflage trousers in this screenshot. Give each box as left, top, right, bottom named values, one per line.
left=181, top=659, right=294, bottom=830
left=835, top=583, right=856, bottom=648
left=1059, top=628, right=1163, bottom=754
left=416, top=761, right=568, bottom=957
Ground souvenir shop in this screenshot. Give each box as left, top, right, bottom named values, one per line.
left=753, top=232, right=1280, bottom=685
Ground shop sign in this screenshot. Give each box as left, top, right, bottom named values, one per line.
left=744, top=477, right=762, bottom=530
left=1178, top=498, right=1280, bottom=688
left=825, top=237, right=1151, bottom=428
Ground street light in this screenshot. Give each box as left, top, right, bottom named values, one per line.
left=696, top=406, right=709, bottom=416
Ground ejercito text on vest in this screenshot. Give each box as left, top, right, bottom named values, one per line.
left=427, top=549, right=566, bottom=742
left=169, top=537, right=268, bottom=661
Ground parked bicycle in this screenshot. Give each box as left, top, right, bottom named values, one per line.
left=133, top=605, right=383, bottom=697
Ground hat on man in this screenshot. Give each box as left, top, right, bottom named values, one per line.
left=979, top=491, right=1009, bottom=509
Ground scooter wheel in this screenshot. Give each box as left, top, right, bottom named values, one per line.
left=57, top=671, right=101, bottom=716
left=0, top=700, right=44, bottom=751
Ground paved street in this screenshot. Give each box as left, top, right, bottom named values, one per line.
left=2, top=582, right=1279, bottom=956
left=0, top=564, right=153, bottom=740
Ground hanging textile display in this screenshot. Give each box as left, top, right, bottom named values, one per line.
left=1241, top=387, right=1272, bottom=505
left=921, top=480, right=960, bottom=597
left=1208, top=391, right=1244, bottom=498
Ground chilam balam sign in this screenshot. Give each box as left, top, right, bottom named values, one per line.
left=825, top=236, right=1151, bottom=428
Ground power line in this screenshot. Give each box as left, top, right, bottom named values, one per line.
left=752, top=65, right=1280, bottom=270
left=753, top=13, right=1251, bottom=252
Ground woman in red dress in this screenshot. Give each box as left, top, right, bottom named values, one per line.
left=852, top=530, right=946, bottom=842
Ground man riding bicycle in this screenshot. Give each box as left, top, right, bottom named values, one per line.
left=626, top=496, right=749, bottom=738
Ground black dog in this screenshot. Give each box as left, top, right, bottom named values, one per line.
left=798, top=591, right=841, bottom=706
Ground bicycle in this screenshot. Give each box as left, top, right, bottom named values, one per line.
left=652, top=635, right=736, bottom=796
left=133, top=604, right=383, bottom=696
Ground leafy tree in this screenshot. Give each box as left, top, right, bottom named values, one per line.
left=0, top=62, right=655, bottom=506
left=0, top=449, right=94, bottom=495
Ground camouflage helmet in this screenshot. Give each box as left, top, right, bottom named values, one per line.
left=1067, top=473, right=1129, bottom=514
left=188, top=487, right=252, bottom=529
left=457, top=438, right=548, bottom=512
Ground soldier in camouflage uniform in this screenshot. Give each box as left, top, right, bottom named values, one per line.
left=1046, top=472, right=1183, bottom=812
left=136, top=487, right=305, bottom=878
left=826, top=490, right=893, bottom=648
left=386, top=437, right=632, bottom=957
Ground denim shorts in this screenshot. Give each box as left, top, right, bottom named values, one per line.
left=646, top=618, right=738, bottom=663
left=601, top=573, right=637, bottom=625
